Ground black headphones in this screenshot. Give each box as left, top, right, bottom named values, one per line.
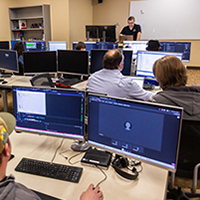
left=112, top=156, right=139, bottom=180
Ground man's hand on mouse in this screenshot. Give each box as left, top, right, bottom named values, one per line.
left=80, top=184, right=103, bottom=200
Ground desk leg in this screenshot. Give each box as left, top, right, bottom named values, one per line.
left=2, top=89, right=10, bottom=112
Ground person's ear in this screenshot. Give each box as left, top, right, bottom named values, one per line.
left=3, top=143, right=10, bottom=157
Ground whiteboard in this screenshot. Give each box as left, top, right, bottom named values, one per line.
left=130, top=0, right=200, bottom=40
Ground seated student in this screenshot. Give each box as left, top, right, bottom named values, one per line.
left=13, top=41, right=25, bottom=75
left=76, top=41, right=86, bottom=51
left=86, top=49, right=153, bottom=101
left=149, top=55, right=200, bottom=120
left=146, top=40, right=161, bottom=51
left=0, top=112, right=103, bottom=200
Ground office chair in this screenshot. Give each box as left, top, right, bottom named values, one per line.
left=167, top=119, right=200, bottom=199
left=30, top=73, right=55, bottom=87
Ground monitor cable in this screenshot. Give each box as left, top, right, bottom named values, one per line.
left=51, top=138, right=65, bottom=163
left=95, top=165, right=107, bottom=187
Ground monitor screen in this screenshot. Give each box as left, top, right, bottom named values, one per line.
left=123, top=41, right=148, bottom=59
left=160, top=42, right=191, bottom=62
left=85, top=25, right=116, bottom=42
left=23, top=51, right=57, bottom=74
left=72, top=41, right=97, bottom=57
left=0, top=50, right=19, bottom=72
left=136, top=51, right=183, bottom=78
left=58, top=50, right=89, bottom=76
left=90, top=49, right=107, bottom=74
left=13, top=86, right=85, bottom=140
left=48, top=41, right=67, bottom=51
left=87, top=94, right=183, bottom=172
left=96, top=42, right=118, bottom=50
left=90, top=49, right=132, bottom=75
left=98, top=26, right=116, bottom=42
left=11, top=40, right=24, bottom=50
left=0, top=41, right=9, bottom=50
left=25, top=41, right=46, bottom=52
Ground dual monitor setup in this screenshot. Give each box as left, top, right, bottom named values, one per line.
left=12, top=86, right=183, bottom=173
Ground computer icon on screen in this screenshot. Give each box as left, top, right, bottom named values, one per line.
left=136, top=50, right=183, bottom=79
left=13, top=86, right=85, bottom=141
left=87, top=94, right=183, bottom=172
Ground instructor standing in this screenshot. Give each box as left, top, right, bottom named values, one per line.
left=120, top=16, right=141, bottom=41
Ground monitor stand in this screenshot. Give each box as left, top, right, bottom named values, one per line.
left=71, top=141, right=90, bottom=152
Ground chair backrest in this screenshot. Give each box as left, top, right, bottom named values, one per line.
left=176, top=119, right=200, bottom=178
left=30, top=74, right=54, bottom=87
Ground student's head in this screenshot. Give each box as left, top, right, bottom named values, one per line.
left=146, top=40, right=161, bottom=51
left=0, top=112, right=16, bottom=166
left=153, top=56, right=187, bottom=89
left=14, top=41, right=25, bottom=56
left=128, top=16, right=135, bottom=28
left=75, top=41, right=86, bottom=51
left=103, top=49, right=123, bottom=70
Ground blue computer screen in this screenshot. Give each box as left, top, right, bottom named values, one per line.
left=96, top=42, right=118, bottom=50
left=72, top=42, right=96, bottom=57
left=160, top=42, right=191, bottom=62
left=25, top=41, right=46, bottom=52
left=136, top=50, right=183, bottom=78
left=13, top=86, right=85, bottom=140
left=88, top=94, right=183, bottom=172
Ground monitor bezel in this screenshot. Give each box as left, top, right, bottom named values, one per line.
left=87, top=93, right=183, bottom=172
left=57, top=50, right=89, bottom=76
left=23, top=51, right=57, bottom=75
left=12, top=86, right=86, bottom=141
left=136, top=50, right=183, bottom=79
left=0, top=49, right=19, bottom=73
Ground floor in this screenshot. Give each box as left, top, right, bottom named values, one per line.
left=1, top=68, right=200, bottom=198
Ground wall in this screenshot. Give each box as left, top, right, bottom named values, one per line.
left=92, top=0, right=200, bottom=67
left=69, top=0, right=93, bottom=49
left=0, top=0, right=17, bottom=40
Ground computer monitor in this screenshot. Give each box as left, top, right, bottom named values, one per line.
left=48, top=41, right=67, bottom=51
left=23, top=51, right=57, bottom=74
left=90, top=49, right=107, bottom=74
left=85, top=25, right=116, bottom=42
left=96, top=42, right=118, bottom=50
left=0, top=41, right=9, bottom=50
left=90, top=49, right=132, bottom=75
left=13, top=86, right=85, bottom=140
left=98, top=25, right=116, bottom=42
left=58, top=50, right=89, bottom=76
left=25, top=41, right=46, bottom=52
left=136, top=50, right=183, bottom=79
left=123, top=41, right=148, bottom=59
left=72, top=41, right=96, bottom=57
left=0, top=50, right=19, bottom=73
left=160, top=42, right=191, bottom=62
left=87, top=93, right=183, bottom=172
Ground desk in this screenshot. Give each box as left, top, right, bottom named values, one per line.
left=0, top=75, right=31, bottom=111
left=8, top=132, right=168, bottom=200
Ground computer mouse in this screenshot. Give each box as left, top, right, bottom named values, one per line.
left=2, top=81, right=8, bottom=84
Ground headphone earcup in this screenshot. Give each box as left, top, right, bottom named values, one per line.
left=120, top=157, right=129, bottom=168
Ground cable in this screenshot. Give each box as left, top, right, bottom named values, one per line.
left=68, top=152, right=84, bottom=165
left=51, top=138, right=65, bottom=163
left=95, top=165, right=107, bottom=187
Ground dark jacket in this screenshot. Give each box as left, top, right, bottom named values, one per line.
left=0, top=175, right=41, bottom=200
left=149, top=86, right=200, bottom=120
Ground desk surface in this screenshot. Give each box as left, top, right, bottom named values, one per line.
left=8, top=132, right=168, bottom=200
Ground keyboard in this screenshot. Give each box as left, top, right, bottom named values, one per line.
left=15, top=158, right=83, bottom=183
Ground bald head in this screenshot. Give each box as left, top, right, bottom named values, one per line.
left=103, top=49, right=123, bottom=70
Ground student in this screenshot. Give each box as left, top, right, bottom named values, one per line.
left=86, top=49, right=153, bottom=101
left=75, top=41, right=86, bottom=51
left=13, top=41, right=25, bottom=75
left=149, top=56, right=200, bottom=120
left=146, top=40, right=161, bottom=51
left=120, top=16, right=141, bottom=41
left=0, top=112, right=103, bottom=200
